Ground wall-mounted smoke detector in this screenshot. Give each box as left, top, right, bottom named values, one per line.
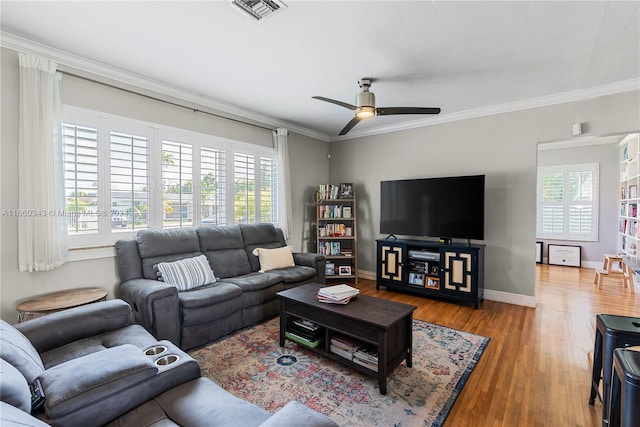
left=229, top=0, right=287, bottom=22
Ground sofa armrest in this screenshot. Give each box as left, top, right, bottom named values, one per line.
left=14, top=299, right=134, bottom=353
left=258, top=401, right=339, bottom=427
left=293, top=252, right=326, bottom=284
left=119, top=279, right=180, bottom=345
left=37, top=344, right=157, bottom=422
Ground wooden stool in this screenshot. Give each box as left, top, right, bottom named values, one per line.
left=604, top=254, right=625, bottom=276
left=594, top=255, right=635, bottom=292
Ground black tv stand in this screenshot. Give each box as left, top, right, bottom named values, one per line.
left=376, top=238, right=485, bottom=309
left=385, top=234, right=397, bottom=241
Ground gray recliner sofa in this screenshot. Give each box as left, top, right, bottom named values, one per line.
left=0, top=299, right=338, bottom=427
left=115, top=223, right=325, bottom=350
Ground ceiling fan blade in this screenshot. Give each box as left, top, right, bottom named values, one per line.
left=338, top=117, right=362, bottom=135
left=312, top=96, right=356, bottom=110
left=376, top=107, right=441, bottom=116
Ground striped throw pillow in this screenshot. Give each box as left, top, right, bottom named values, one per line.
left=154, top=255, right=216, bottom=291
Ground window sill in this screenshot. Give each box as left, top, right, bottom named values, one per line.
left=68, top=245, right=116, bottom=262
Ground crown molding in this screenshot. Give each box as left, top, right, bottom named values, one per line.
left=0, top=31, right=330, bottom=142
left=332, top=78, right=640, bottom=142
left=2, top=31, right=636, bottom=144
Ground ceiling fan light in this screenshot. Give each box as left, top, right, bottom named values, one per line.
left=356, top=106, right=375, bottom=119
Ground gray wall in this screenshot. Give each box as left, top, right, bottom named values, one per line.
left=537, top=140, right=621, bottom=265
left=0, top=47, right=329, bottom=323
left=2, top=41, right=638, bottom=321
left=327, top=91, right=640, bottom=298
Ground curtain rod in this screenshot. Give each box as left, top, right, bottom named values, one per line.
left=59, top=70, right=276, bottom=132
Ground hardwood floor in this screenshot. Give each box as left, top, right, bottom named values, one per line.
left=357, top=264, right=639, bottom=427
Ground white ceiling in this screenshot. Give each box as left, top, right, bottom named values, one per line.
left=1, top=1, right=639, bottom=141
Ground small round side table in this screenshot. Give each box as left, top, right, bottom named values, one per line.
left=16, top=287, right=108, bottom=322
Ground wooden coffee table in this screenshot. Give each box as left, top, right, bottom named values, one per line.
left=277, top=283, right=416, bottom=394
left=17, top=287, right=107, bottom=322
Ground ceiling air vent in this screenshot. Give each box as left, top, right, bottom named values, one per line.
left=230, top=0, right=287, bottom=22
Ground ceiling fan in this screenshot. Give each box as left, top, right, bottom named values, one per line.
left=312, top=78, right=441, bottom=136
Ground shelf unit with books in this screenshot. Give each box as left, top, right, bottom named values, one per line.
left=316, top=184, right=357, bottom=284
left=619, top=133, right=640, bottom=259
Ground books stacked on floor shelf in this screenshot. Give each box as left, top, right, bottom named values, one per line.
left=285, top=318, right=324, bottom=348
left=317, top=284, right=359, bottom=304
left=329, top=334, right=362, bottom=361
left=353, top=344, right=379, bottom=372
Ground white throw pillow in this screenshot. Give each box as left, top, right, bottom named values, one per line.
left=253, top=246, right=295, bottom=272
left=154, top=255, right=216, bottom=291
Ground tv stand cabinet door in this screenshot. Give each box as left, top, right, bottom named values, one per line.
left=441, top=247, right=482, bottom=306
left=377, top=242, right=404, bottom=288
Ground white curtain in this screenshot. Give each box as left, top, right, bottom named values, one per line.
left=274, top=128, right=292, bottom=240
left=18, top=53, right=68, bottom=272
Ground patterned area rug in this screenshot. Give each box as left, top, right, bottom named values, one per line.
left=190, top=317, right=489, bottom=427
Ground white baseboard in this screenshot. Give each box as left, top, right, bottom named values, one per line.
left=357, top=269, right=537, bottom=308
left=358, top=270, right=376, bottom=281
left=483, top=289, right=537, bottom=308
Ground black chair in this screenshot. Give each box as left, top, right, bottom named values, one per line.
left=589, top=314, right=640, bottom=427
left=608, top=348, right=640, bottom=427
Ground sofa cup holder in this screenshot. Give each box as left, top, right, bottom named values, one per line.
left=144, top=345, right=167, bottom=356
left=155, top=354, right=180, bottom=367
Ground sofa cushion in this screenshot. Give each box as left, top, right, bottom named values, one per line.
left=239, top=224, right=286, bottom=272
left=37, top=344, right=158, bottom=420
left=203, top=249, right=253, bottom=279
left=137, top=228, right=201, bottom=258
left=155, top=255, right=216, bottom=291
left=0, top=320, right=45, bottom=383
left=253, top=246, right=295, bottom=272
left=268, top=265, right=318, bottom=284
left=0, top=358, right=32, bottom=413
left=154, top=378, right=271, bottom=427
left=197, top=226, right=253, bottom=278
left=137, top=228, right=203, bottom=280
left=105, top=399, right=180, bottom=427
left=258, top=401, right=339, bottom=427
left=0, top=401, right=50, bottom=427
left=39, top=324, right=157, bottom=369
left=177, top=283, right=243, bottom=309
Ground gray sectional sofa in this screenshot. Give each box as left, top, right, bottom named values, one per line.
left=0, top=299, right=338, bottom=427
left=115, top=223, right=325, bottom=350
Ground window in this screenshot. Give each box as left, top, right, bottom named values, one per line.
left=162, top=141, right=193, bottom=229
left=110, top=131, right=149, bottom=232
left=62, top=107, right=279, bottom=249
left=537, top=163, right=599, bottom=241
left=200, top=147, right=226, bottom=226
left=63, top=123, right=99, bottom=235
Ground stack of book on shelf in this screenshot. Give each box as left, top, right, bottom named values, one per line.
left=285, top=318, right=324, bottom=348
left=353, top=344, right=379, bottom=372
left=317, top=284, right=359, bottom=304
left=329, top=334, right=362, bottom=361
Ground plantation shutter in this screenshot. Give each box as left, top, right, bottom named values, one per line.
left=234, top=152, right=256, bottom=224
left=201, top=147, right=227, bottom=226
left=537, top=164, right=598, bottom=241
left=162, top=141, right=193, bottom=228
left=259, top=156, right=279, bottom=223
left=63, top=123, right=99, bottom=234
left=110, top=131, right=149, bottom=231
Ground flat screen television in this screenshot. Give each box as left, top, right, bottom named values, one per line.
left=380, top=175, right=485, bottom=241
